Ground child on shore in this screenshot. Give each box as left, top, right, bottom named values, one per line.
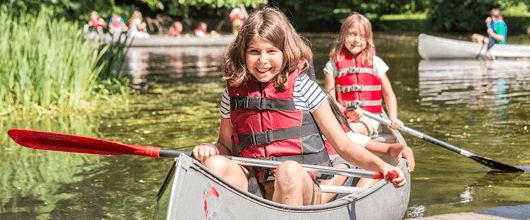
left=324, top=12, right=403, bottom=136
left=192, top=7, right=405, bottom=206
left=320, top=91, right=414, bottom=203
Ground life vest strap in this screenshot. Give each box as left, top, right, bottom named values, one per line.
left=230, top=96, right=296, bottom=111
left=337, top=85, right=381, bottom=92
left=337, top=67, right=374, bottom=77
left=344, top=100, right=382, bottom=107
left=234, top=122, right=320, bottom=154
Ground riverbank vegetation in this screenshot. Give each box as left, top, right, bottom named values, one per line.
left=0, top=5, right=130, bottom=119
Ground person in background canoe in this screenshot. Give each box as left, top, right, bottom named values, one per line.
left=194, top=22, right=219, bottom=37
left=169, top=21, right=183, bottom=37
left=320, top=91, right=415, bottom=203
left=229, top=3, right=248, bottom=35
left=109, top=14, right=128, bottom=34
left=471, top=8, right=507, bottom=47
left=192, top=6, right=406, bottom=207
left=128, top=11, right=150, bottom=39
left=324, top=12, right=404, bottom=137
left=87, top=11, right=106, bottom=33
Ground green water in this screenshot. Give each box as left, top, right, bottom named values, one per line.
left=1, top=33, right=530, bottom=219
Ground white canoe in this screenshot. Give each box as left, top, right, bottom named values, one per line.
left=418, top=33, right=530, bottom=60
left=153, top=124, right=411, bottom=220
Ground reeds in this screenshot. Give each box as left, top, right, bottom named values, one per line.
left=0, top=6, right=129, bottom=117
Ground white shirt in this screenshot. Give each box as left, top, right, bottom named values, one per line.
left=323, top=55, right=389, bottom=79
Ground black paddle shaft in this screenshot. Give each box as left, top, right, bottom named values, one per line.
left=358, top=110, right=524, bottom=172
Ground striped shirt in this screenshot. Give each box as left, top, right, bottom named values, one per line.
left=220, top=74, right=326, bottom=118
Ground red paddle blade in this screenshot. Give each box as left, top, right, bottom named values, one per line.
left=7, top=129, right=161, bottom=157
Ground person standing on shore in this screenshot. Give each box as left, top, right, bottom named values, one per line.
left=471, top=8, right=507, bottom=47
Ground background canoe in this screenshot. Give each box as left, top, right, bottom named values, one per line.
left=154, top=125, right=411, bottom=220
left=128, top=35, right=235, bottom=47
left=418, top=33, right=530, bottom=60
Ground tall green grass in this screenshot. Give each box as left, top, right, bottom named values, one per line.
left=0, top=6, right=129, bottom=118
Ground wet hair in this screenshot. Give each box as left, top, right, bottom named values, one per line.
left=329, top=12, right=374, bottom=66
left=223, top=6, right=312, bottom=90
left=323, top=90, right=353, bottom=132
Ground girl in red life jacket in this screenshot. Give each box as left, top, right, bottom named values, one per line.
left=323, top=12, right=404, bottom=137
left=320, top=91, right=415, bottom=203
left=192, top=6, right=406, bottom=207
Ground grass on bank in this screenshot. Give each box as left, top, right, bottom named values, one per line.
left=0, top=6, right=131, bottom=119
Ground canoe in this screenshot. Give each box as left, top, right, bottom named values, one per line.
left=418, top=33, right=530, bottom=60
left=153, top=118, right=411, bottom=220
left=128, top=35, right=235, bottom=47
left=86, top=31, right=236, bottom=47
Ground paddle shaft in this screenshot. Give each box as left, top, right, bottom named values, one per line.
left=8, top=129, right=391, bottom=179
left=355, top=109, right=523, bottom=172
left=159, top=149, right=381, bottom=178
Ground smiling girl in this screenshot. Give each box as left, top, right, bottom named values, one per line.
left=192, top=7, right=406, bottom=206
left=324, top=13, right=403, bottom=136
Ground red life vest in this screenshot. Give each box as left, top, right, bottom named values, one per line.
left=111, top=16, right=122, bottom=28
left=169, top=29, right=181, bottom=37
left=231, top=16, right=243, bottom=28
left=227, top=64, right=331, bottom=182
left=334, top=48, right=382, bottom=113
left=195, top=28, right=205, bottom=36
left=89, top=19, right=101, bottom=29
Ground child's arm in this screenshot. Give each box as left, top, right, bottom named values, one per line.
left=324, top=72, right=336, bottom=94
left=365, top=141, right=415, bottom=172
left=380, top=74, right=403, bottom=129
left=193, top=117, right=233, bottom=161
left=313, top=99, right=406, bottom=187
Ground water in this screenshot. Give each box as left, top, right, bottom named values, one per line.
left=1, top=33, right=530, bottom=219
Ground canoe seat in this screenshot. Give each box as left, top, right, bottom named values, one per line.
left=370, top=131, right=396, bottom=143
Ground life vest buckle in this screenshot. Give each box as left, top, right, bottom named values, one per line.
left=343, top=85, right=363, bottom=92
left=348, top=67, right=360, bottom=74
left=353, top=100, right=363, bottom=106
left=249, top=130, right=273, bottom=146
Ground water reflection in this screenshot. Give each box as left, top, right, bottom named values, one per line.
left=418, top=59, right=530, bottom=108
left=122, top=46, right=225, bottom=88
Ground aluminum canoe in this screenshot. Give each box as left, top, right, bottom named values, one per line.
left=153, top=125, right=411, bottom=220
left=418, top=33, right=530, bottom=60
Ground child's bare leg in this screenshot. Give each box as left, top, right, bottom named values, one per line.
left=321, top=163, right=349, bottom=203
left=349, top=117, right=375, bottom=136
left=272, top=160, right=322, bottom=206
left=202, top=155, right=249, bottom=190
